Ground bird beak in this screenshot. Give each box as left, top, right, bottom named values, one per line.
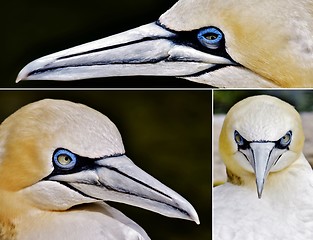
left=243, top=142, right=283, bottom=199
left=16, top=22, right=235, bottom=82
left=47, top=154, right=200, bottom=224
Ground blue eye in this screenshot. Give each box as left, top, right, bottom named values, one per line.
left=197, top=27, right=223, bottom=49
left=53, top=149, right=77, bottom=170
left=278, top=131, right=292, bottom=149
left=234, top=131, right=244, bottom=146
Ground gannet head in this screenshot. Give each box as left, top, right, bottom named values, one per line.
left=0, top=99, right=199, bottom=224
left=16, top=0, right=313, bottom=87
left=219, top=95, right=304, bottom=198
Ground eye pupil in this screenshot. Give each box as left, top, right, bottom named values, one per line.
left=57, top=155, right=72, bottom=165
left=197, top=27, right=223, bottom=49
left=53, top=149, right=77, bottom=170
left=278, top=131, right=292, bottom=148
left=205, top=34, right=218, bottom=40
left=234, top=131, right=244, bottom=146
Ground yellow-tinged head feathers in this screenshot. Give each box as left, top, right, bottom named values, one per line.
left=17, top=0, right=313, bottom=87
left=0, top=99, right=124, bottom=191
left=160, top=0, right=313, bottom=87
left=219, top=95, right=304, bottom=186
left=0, top=99, right=199, bottom=227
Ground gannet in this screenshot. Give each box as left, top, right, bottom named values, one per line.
left=0, top=99, right=199, bottom=240
left=16, top=0, right=313, bottom=88
left=214, top=95, right=313, bottom=240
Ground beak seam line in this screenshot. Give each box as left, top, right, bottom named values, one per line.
left=28, top=57, right=215, bottom=78
left=27, top=61, right=235, bottom=79
left=56, top=37, right=171, bottom=61
left=96, top=179, right=190, bottom=217
left=101, top=165, right=173, bottom=200
left=179, top=64, right=236, bottom=78
left=58, top=181, right=103, bottom=201
left=56, top=177, right=192, bottom=218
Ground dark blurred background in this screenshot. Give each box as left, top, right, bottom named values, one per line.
left=0, top=90, right=211, bottom=239
left=3, top=0, right=207, bottom=88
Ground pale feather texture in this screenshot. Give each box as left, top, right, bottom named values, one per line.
left=0, top=99, right=198, bottom=240
left=161, top=0, right=313, bottom=87
left=214, top=112, right=313, bottom=184
left=0, top=99, right=147, bottom=240
left=214, top=95, right=313, bottom=239
left=214, top=154, right=313, bottom=240
left=17, top=0, right=313, bottom=87
left=0, top=99, right=124, bottom=191
left=16, top=202, right=150, bottom=240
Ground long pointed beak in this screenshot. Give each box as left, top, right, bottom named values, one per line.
left=245, top=142, right=282, bottom=199
left=48, top=155, right=199, bottom=224
left=17, top=22, right=235, bottom=82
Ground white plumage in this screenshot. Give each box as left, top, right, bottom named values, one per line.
left=214, top=95, right=313, bottom=239
left=17, top=0, right=313, bottom=87
left=0, top=99, right=199, bottom=240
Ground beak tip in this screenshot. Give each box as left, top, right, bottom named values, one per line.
left=16, top=74, right=24, bottom=83
left=16, top=56, right=51, bottom=82
left=192, top=210, right=200, bottom=225
left=256, top=181, right=264, bottom=199
left=171, top=195, right=199, bottom=224
left=16, top=64, right=32, bottom=83
left=184, top=201, right=200, bottom=224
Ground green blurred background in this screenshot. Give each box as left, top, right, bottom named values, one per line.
left=214, top=90, right=313, bottom=113
left=0, top=90, right=211, bottom=239
left=3, top=0, right=207, bottom=88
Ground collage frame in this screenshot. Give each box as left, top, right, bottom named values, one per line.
left=4, top=0, right=313, bottom=239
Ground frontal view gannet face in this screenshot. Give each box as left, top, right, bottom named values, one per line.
left=219, top=95, right=304, bottom=198
left=16, top=0, right=313, bottom=88
left=0, top=99, right=199, bottom=239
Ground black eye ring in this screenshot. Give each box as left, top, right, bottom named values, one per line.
left=53, top=149, right=77, bottom=170
left=278, top=131, right=292, bottom=149
left=234, top=130, right=245, bottom=146
left=197, top=27, right=224, bottom=49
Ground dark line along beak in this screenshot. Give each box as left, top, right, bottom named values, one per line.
left=17, top=22, right=235, bottom=82
left=241, top=142, right=285, bottom=199
left=46, top=154, right=199, bottom=224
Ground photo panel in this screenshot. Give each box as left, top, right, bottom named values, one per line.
left=213, top=90, right=313, bottom=185
left=0, top=90, right=211, bottom=239
left=212, top=90, right=313, bottom=239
